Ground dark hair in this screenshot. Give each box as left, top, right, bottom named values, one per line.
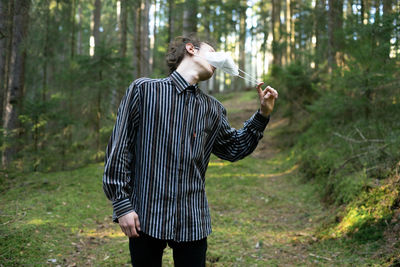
left=166, top=35, right=215, bottom=74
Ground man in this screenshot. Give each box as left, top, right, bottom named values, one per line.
left=103, top=36, right=278, bottom=266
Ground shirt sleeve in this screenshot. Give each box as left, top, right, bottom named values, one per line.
left=212, top=105, right=270, bottom=162
left=103, top=82, right=140, bottom=222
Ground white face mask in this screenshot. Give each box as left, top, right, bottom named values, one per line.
left=195, top=51, right=260, bottom=85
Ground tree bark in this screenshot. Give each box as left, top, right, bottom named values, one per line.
left=238, top=0, right=246, bottom=89
left=272, top=0, right=282, bottom=65
left=77, top=0, right=83, bottom=55
left=92, top=0, right=101, bottom=55
left=140, top=0, right=150, bottom=76
left=71, top=0, right=76, bottom=59
left=314, top=0, right=325, bottom=70
left=183, top=0, right=198, bottom=36
left=167, top=0, right=174, bottom=44
left=285, top=0, right=291, bottom=65
left=327, top=0, right=343, bottom=71
left=43, top=0, right=50, bottom=102
left=132, top=1, right=140, bottom=78
left=382, top=0, right=393, bottom=60
left=118, top=0, right=127, bottom=57
left=2, top=0, right=31, bottom=168
left=0, top=0, right=8, bottom=124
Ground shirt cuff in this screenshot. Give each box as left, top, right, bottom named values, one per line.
left=248, top=110, right=270, bottom=132
left=112, top=197, right=134, bottom=222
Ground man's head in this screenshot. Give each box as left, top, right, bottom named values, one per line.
left=166, top=36, right=216, bottom=80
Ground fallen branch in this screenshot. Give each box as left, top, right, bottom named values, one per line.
left=330, top=144, right=388, bottom=176
left=333, top=132, right=384, bottom=144
left=309, top=253, right=332, bottom=261
left=354, top=126, right=366, bottom=141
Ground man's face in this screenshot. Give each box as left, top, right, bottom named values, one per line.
left=194, top=43, right=216, bottom=81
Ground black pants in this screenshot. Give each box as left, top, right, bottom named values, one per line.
left=129, top=231, right=207, bottom=267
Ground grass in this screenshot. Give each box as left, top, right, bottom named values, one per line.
left=1, top=91, right=398, bottom=266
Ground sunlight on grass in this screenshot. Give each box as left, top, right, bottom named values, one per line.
left=82, top=228, right=125, bottom=238
left=26, top=218, right=47, bottom=225
left=208, top=161, right=232, bottom=167
left=207, top=164, right=298, bottom=179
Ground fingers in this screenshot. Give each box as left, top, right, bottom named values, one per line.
left=264, top=86, right=278, bottom=99
left=134, top=215, right=141, bottom=232
left=256, top=82, right=264, bottom=96
left=120, top=223, right=138, bottom=238
left=118, top=212, right=141, bottom=238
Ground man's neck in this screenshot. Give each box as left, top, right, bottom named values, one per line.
left=175, top=59, right=200, bottom=85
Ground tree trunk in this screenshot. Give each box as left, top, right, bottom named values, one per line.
left=272, top=0, right=282, bottom=65
left=43, top=0, right=50, bottom=102
left=132, top=1, right=140, bottom=78
left=92, top=0, right=101, bottom=56
left=238, top=0, right=246, bottom=89
left=119, top=0, right=127, bottom=57
left=382, top=0, right=393, bottom=60
left=167, top=0, right=174, bottom=44
left=314, top=0, right=325, bottom=70
left=0, top=0, right=8, bottom=124
left=70, top=0, right=76, bottom=59
left=77, top=0, right=82, bottom=55
left=183, top=0, right=198, bottom=36
left=285, top=0, right=291, bottom=65
left=152, top=0, right=159, bottom=74
left=140, top=0, right=150, bottom=76
left=327, top=0, right=334, bottom=71
left=2, top=0, right=31, bottom=168
left=290, top=1, right=295, bottom=62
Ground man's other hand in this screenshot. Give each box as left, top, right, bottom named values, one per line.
left=256, top=82, right=278, bottom=117
left=118, top=211, right=141, bottom=238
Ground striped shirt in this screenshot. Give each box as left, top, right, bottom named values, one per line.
left=102, top=71, right=270, bottom=242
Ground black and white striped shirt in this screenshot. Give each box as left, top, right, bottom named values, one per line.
left=103, top=71, right=270, bottom=242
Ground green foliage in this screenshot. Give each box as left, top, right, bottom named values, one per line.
left=321, top=176, right=400, bottom=242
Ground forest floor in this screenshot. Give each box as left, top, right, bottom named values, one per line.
left=0, top=90, right=392, bottom=266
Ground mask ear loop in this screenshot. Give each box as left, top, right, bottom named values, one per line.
left=237, top=69, right=261, bottom=85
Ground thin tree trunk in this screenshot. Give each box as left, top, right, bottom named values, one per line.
left=43, top=0, right=50, bottom=102
left=285, top=0, right=291, bottom=65
left=183, top=0, right=198, bottom=36
left=328, top=0, right=344, bottom=71
left=382, top=0, right=393, bottom=60
left=151, top=0, right=157, bottom=73
left=93, top=0, right=101, bottom=55
left=135, top=1, right=142, bottom=76
left=77, top=0, right=82, bottom=55
left=272, top=0, right=282, bottom=65
left=140, top=0, right=150, bottom=76
left=290, top=1, right=295, bottom=62
left=0, top=0, right=8, bottom=124
left=2, top=0, right=31, bottom=168
left=238, top=0, right=246, bottom=89
left=131, top=1, right=140, bottom=78
left=314, top=0, right=324, bottom=70
left=118, top=0, right=127, bottom=57
left=167, top=0, right=174, bottom=44
left=71, top=0, right=76, bottom=59
left=328, top=0, right=335, bottom=72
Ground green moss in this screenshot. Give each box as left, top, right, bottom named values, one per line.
left=322, top=179, right=399, bottom=242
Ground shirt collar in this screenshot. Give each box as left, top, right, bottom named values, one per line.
left=170, top=70, right=200, bottom=95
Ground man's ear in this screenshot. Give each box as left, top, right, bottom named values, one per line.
left=185, top=43, right=196, bottom=56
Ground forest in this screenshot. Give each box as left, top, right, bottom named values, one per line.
left=1, top=0, right=400, bottom=266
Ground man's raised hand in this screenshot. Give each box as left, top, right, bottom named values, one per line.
left=256, top=82, right=278, bottom=117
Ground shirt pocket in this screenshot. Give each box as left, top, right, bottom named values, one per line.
left=191, top=124, right=212, bottom=161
